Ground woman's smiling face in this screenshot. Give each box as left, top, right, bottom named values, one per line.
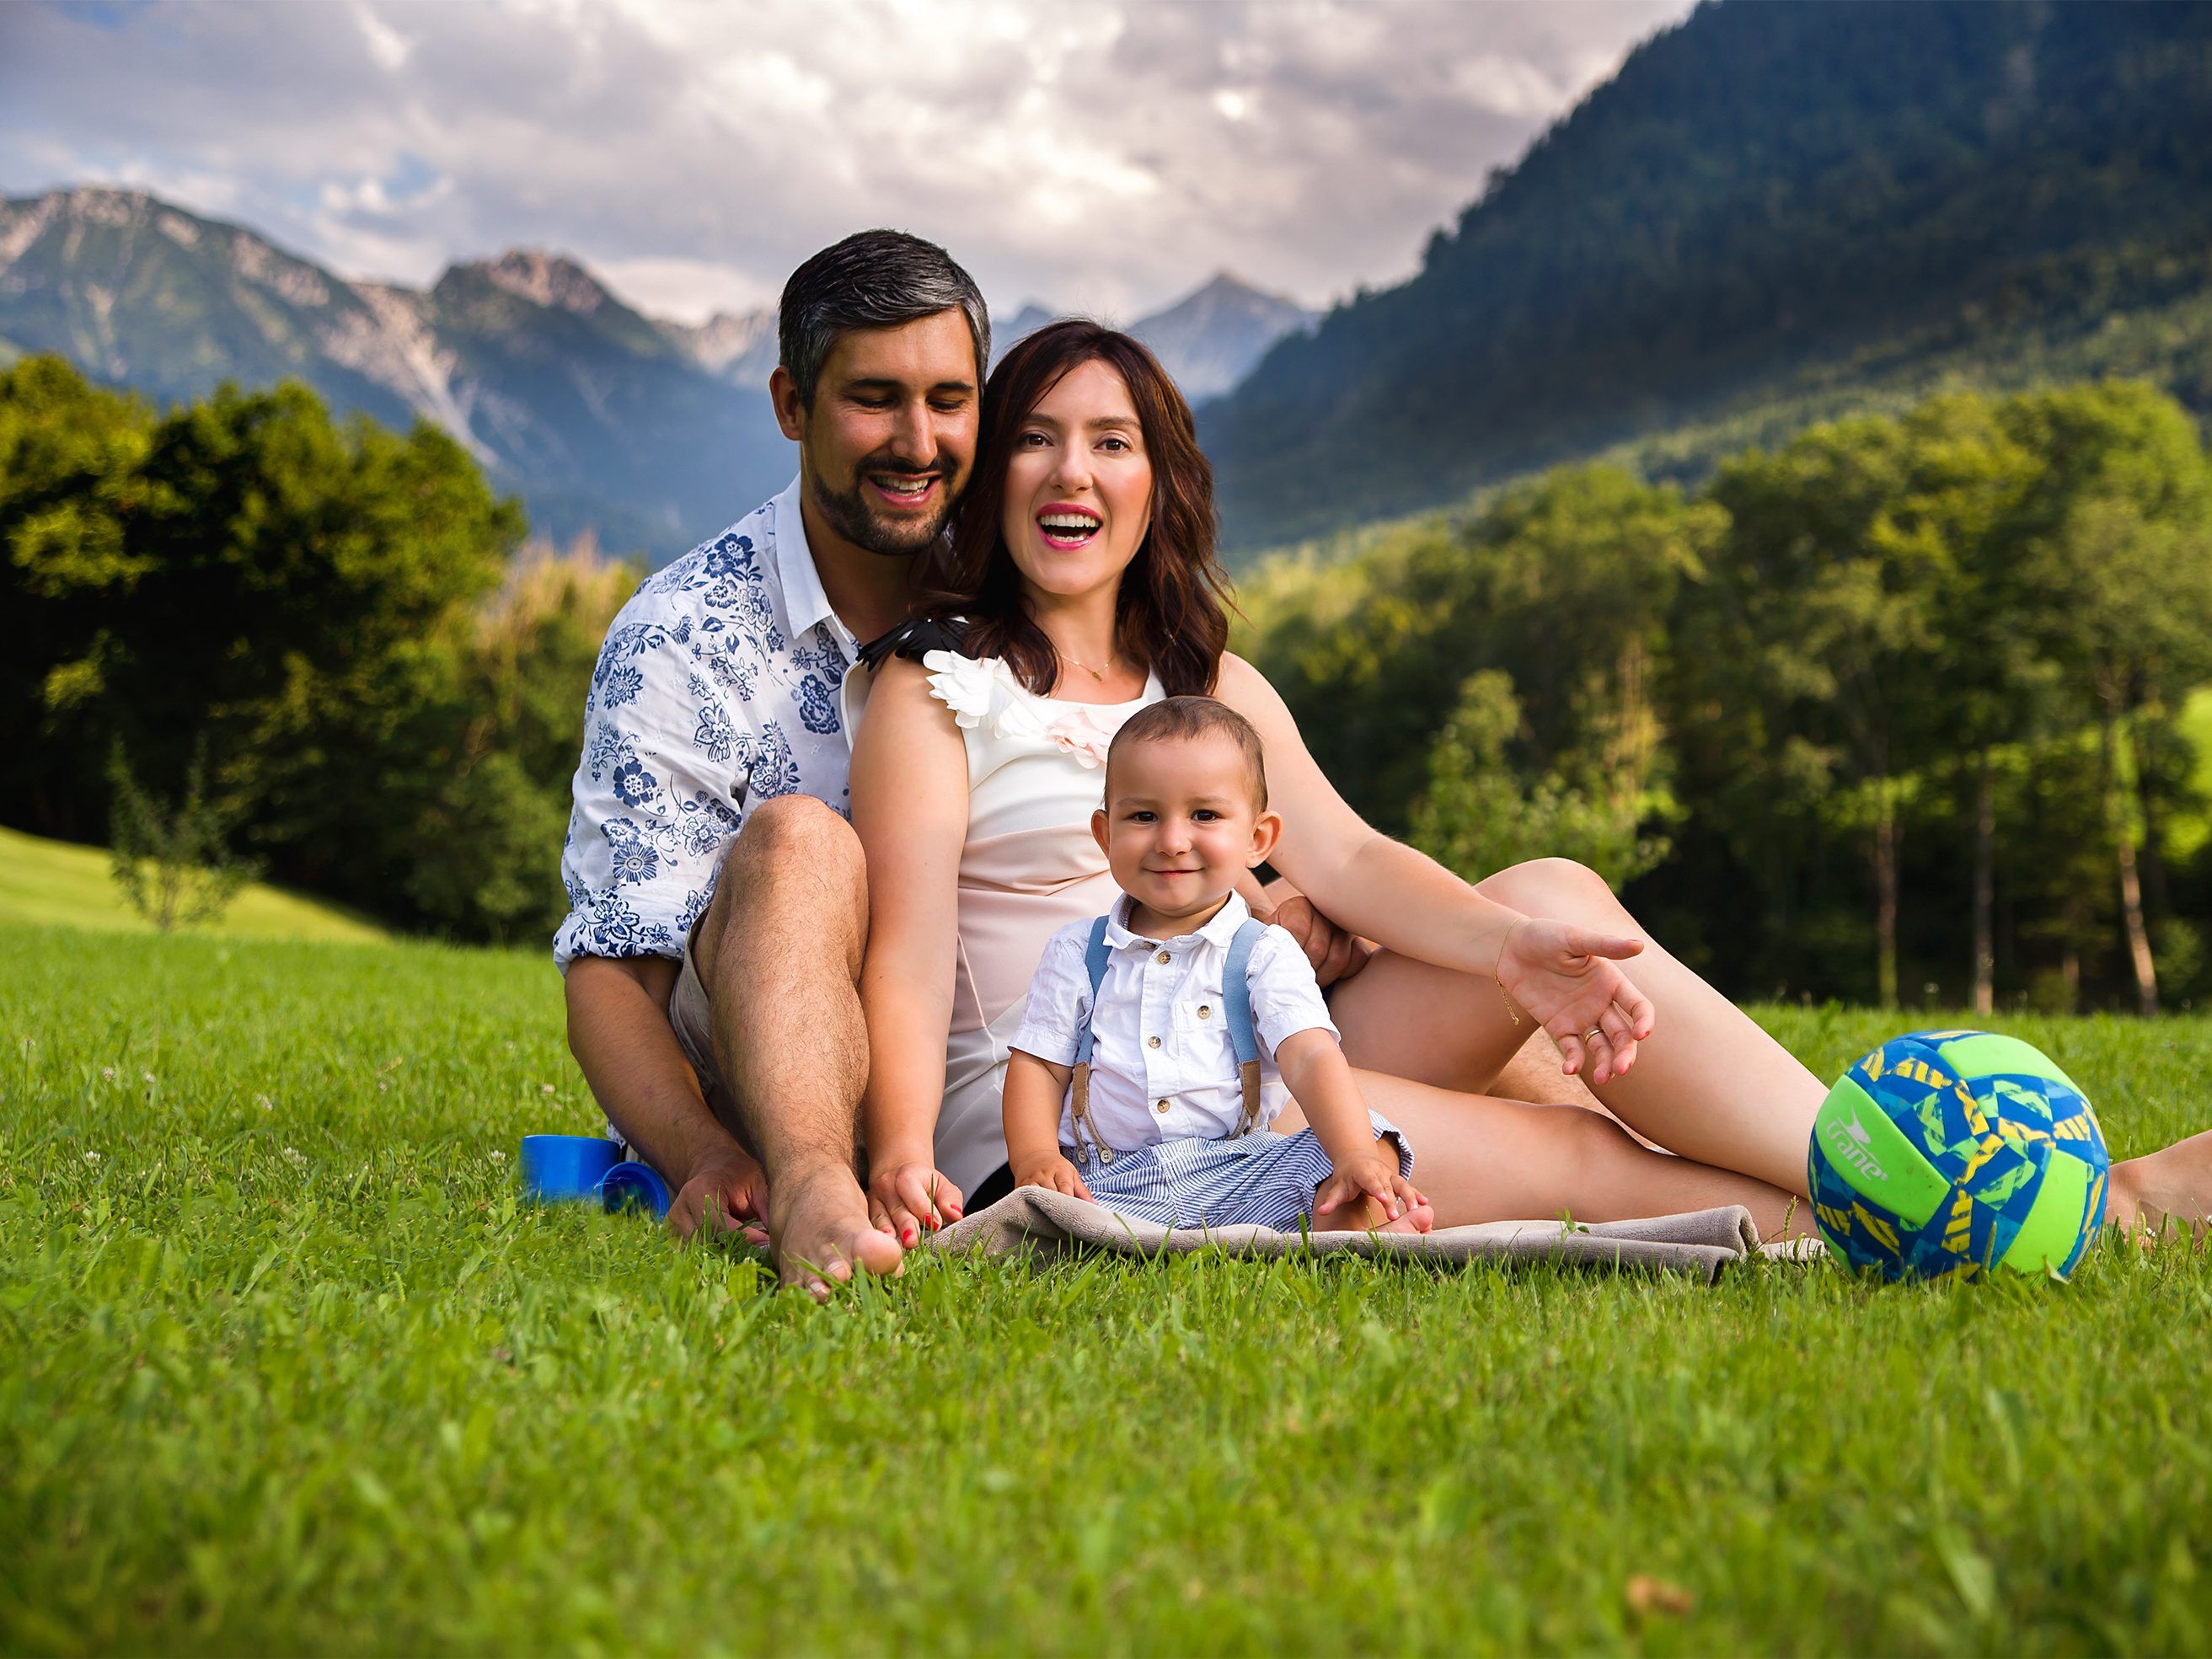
left=1000, top=357, right=1154, bottom=602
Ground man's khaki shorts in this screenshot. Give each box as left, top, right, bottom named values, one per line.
left=667, top=916, right=745, bottom=1146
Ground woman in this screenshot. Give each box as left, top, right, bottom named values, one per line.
left=847, top=319, right=2211, bottom=1248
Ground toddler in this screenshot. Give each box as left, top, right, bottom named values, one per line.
left=1005, top=696, right=1432, bottom=1233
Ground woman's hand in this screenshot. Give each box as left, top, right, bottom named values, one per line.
left=865, top=1154, right=964, bottom=1248
left=1314, top=1153, right=1432, bottom=1232
left=1497, top=917, right=1656, bottom=1086
left=1013, top=1152, right=1095, bottom=1202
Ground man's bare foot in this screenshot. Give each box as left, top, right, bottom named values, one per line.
left=2107, top=1128, right=2212, bottom=1244
left=769, top=1163, right=904, bottom=1299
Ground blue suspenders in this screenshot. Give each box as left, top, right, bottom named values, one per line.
left=1066, top=914, right=1267, bottom=1162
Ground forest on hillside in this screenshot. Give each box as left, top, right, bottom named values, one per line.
left=1207, top=0, right=2212, bottom=554
left=8, top=353, right=2212, bottom=1012
left=1241, top=378, right=2212, bottom=1012
left=0, top=356, right=629, bottom=943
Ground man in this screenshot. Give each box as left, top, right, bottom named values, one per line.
left=557, top=230, right=1372, bottom=1296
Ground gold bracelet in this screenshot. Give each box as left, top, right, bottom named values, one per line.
left=1497, top=916, right=1529, bottom=1027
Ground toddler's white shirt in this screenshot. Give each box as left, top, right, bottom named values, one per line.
left=1011, top=891, right=1338, bottom=1151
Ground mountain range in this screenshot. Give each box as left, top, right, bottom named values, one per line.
left=0, top=187, right=1313, bottom=555
left=1202, top=0, right=2212, bottom=551
left=14, top=2, right=2209, bottom=565
left=993, top=274, right=1317, bottom=401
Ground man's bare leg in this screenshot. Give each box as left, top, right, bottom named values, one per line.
left=692, top=795, right=902, bottom=1297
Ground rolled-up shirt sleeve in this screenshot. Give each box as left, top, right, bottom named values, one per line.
left=1247, top=925, right=1340, bottom=1060
left=552, top=593, right=751, bottom=972
left=1010, top=921, right=1095, bottom=1066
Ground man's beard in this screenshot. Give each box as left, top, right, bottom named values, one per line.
left=808, top=450, right=961, bottom=558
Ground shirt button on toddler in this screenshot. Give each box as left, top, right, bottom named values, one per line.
left=1156, top=950, right=1171, bottom=965
left=1155, top=1098, right=1170, bottom=1114
left=1148, top=1036, right=1161, bottom=1048
left=1197, top=1005, right=1212, bottom=1019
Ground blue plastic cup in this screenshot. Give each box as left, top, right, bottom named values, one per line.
left=519, top=1134, right=620, bottom=1201
left=598, top=1160, right=674, bottom=1222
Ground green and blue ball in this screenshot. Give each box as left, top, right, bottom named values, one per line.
left=1808, top=1029, right=2108, bottom=1282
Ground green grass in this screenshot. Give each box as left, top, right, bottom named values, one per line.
left=0, top=826, right=388, bottom=945
left=3, top=922, right=2209, bottom=1656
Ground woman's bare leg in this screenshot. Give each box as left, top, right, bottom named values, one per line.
left=2108, top=1129, right=2212, bottom=1239
left=1328, top=857, right=1827, bottom=1198
left=1352, top=1071, right=1812, bottom=1239
left=1332, top=856, right=2212, bottom=1236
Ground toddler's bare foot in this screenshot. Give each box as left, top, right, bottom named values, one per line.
left=1311, top=1194, right=1434, bottom=1235
left=2106, top=1128, right=2212, bottom=1246
left=769, top=1163, right=904, bottom=1299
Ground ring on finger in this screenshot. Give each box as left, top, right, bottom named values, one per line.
left=1584, top=1026, right=1604, bottom=1042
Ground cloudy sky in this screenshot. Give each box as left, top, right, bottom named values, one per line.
left=0, top=0, right=1692, bottom=324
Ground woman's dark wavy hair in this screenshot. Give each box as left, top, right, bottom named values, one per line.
left=912, top=318, right=1234, bottom=698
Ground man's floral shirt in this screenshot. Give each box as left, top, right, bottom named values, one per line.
left=553, top=478, right=857, bottom=971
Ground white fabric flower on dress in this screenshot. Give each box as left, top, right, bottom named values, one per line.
left=924, top=650, right=1046, bottom=741
left=1045, top=707, right=1114, bottom=769
left=922, top=650, right=991, bottom=729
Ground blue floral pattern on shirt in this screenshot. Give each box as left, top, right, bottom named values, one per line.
left=553, top=483, right=860, bottom=969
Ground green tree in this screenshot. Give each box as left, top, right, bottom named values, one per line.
left=107, top=738, right=260, bottom=932
left=1411, top=671, right=1672, bottom=890
left=1997, top=382, right=2212, bottom=1014
left=386, top=539, right=638, bottom=941
left=1250, top=465, right=1712, bottom=833
left=1691, top=411, right=1968, bottom=1005
left=0, top=358, right=155, bottom=830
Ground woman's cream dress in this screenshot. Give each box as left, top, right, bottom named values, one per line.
left=845, top=649, right=1162, bottom=1196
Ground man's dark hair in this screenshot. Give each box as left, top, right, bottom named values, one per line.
left=778, top=230, right=989, bottom=407
left=1105, top=696, right=1268, bottom=810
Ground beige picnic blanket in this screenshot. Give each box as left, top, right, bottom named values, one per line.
left=931, top=1185, right=1821, bottom=1283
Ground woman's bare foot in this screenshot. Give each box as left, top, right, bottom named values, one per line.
left=2106, top=1128, right=2212, bottom=1244
left=769, top=1163, right=906, bottom=1298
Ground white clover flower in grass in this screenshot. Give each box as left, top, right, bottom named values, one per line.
left=282, top=1147, right=305, bottom=1165
left=142, top=1072, right=155, bottom=1085
left=100, top=1067, right=115, bottom=1082
left=83, top=1150, right=101, bottom=1164
left=541, top=1084, right=556, bottom=1095
left=254, top=1095, right=273, bottom=1110
left=490, top=1149, right=506, bottom=1163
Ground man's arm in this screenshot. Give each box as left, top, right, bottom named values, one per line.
left=565, top=953, right=766, bottom=1240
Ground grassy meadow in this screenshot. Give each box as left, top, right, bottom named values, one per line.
left=0, top=826, right=388, bottom=945
left=3, top=918, right=2211, bottom=1656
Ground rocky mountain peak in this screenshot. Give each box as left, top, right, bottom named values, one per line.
left=463, top=248, right=614, bottom=315
left=661, top=307, right=778, bottom=377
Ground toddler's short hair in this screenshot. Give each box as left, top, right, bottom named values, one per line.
left=1104, top=696, right=1268, bottom=809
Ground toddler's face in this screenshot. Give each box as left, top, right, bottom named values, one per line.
left=1092, top=732, right=1279, bottom=927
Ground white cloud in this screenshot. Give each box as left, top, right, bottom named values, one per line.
left=0, top=0, right=1693, bottom=318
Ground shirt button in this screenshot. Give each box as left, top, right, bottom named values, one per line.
left=1156, top=951, right=1171, bottom=965
left=1148, top=1036, right=1162, bottom=1049
left=1197, top=1005, right=1212, bottom=1019
left=1155, top=1098, right=1170, bottom=1114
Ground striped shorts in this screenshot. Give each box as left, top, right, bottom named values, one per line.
left=1071, top=1110, right=1413, bottom=1232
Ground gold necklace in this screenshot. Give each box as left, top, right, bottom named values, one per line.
left=1053, top=642, right=1117, bottom=683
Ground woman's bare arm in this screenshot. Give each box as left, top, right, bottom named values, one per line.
left=1213, top=652, right=1528, bottom=973
left=849, top=656, right=971, bottom=1241
left=1213, top=652, right=1656, bottom=1078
